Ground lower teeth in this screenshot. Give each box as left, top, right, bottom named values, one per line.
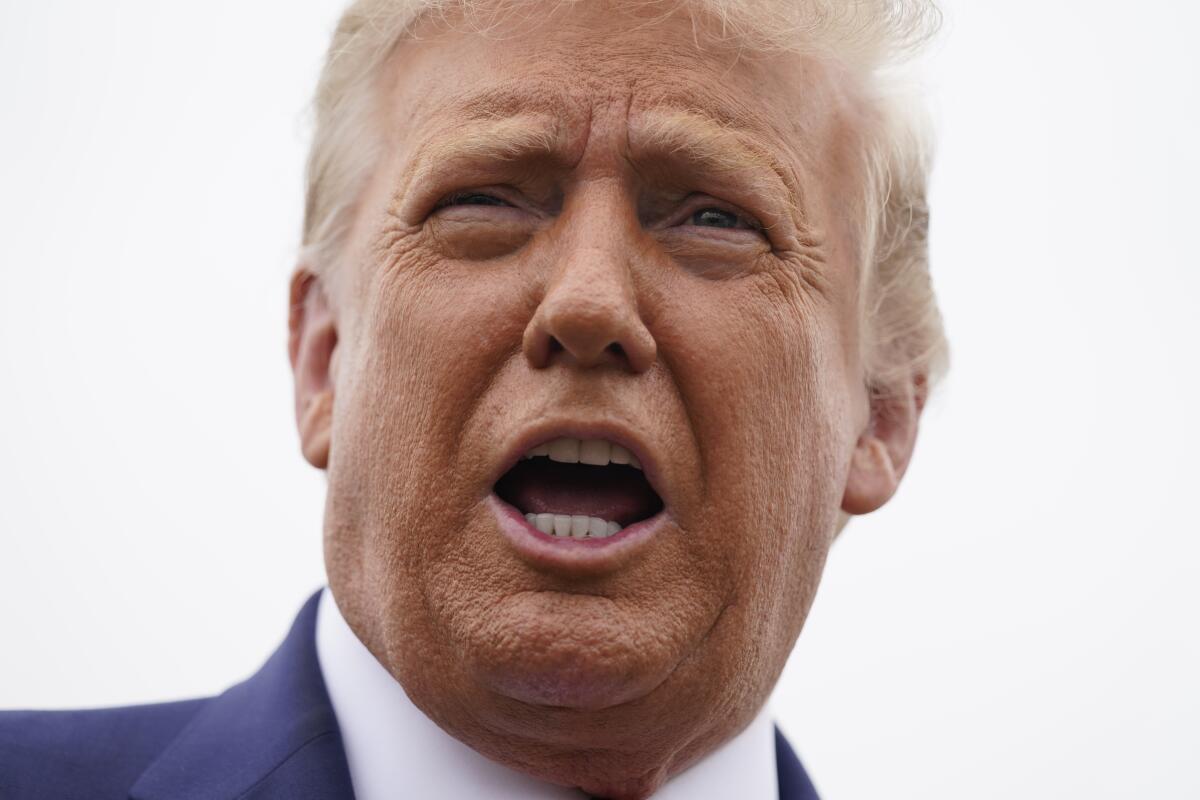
left=524, top=513, right=622, bottom=539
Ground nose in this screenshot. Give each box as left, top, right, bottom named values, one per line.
left=523, top=243, right=657, bottom=374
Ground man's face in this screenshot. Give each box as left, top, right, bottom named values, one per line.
left=292, top=5, right=907, bottom=796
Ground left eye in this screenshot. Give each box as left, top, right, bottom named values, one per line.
left=688, top=207, right=747, bottom=229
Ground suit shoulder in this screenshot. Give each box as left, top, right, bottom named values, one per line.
left=0, top=698, right=206, bottom=800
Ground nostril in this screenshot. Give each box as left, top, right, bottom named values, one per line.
left=527, top=322, right=648, bottom=372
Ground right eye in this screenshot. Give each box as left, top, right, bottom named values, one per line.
left=435, top=192, right=511, bottom=209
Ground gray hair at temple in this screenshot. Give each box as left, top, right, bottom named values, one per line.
left=300, top=0, right=949, bottom=399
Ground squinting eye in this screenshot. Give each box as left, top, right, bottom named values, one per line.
left=438, top=192, right=510, bottom=209
left=689, top=207, right=745, bottom=229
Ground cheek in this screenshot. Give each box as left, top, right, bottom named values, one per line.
left=650, top=268, right=854, bottom=661
left=357, top=239, right=535, bottom=431
left=659, top=267, right=853, bottom=506
left=323, top=240, right=535, bottom=596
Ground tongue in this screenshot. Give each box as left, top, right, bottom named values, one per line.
left=495, top=460, right=661, bottom=526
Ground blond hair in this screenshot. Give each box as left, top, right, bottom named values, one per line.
left=302, top=0, right=949, bottom=397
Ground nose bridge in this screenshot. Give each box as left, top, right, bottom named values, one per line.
left=553, top=239, right=634, bottom=315
left=523, top=203, right=656, bottom=373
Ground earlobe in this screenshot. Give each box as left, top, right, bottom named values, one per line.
left=288, top=270, right=339, bottom=470
left=841, top=377, right=925, bottom=516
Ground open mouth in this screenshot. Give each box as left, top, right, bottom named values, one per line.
left=494, top=438, right=664, bottom=540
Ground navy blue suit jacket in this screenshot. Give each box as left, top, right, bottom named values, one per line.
left=0, top=592, right=819, bottom=799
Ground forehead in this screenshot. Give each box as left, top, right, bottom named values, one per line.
left=376, top=5, right=859, bottom=174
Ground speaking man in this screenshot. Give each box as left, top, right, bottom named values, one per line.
left=0, top=0, right=947, bottom=797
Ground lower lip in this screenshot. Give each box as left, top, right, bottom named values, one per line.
left=488, top=494, right=668, bottom=574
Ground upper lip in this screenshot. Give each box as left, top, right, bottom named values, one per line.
left=489, top=419, right=671, bottom=512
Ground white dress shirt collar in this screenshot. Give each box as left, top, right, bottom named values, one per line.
left=315, top=588, right=778, bottom=800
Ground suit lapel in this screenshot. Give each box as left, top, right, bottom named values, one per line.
left=129, top=592, right=356, bottom=800
left=774, top=726, right=821, bottom=800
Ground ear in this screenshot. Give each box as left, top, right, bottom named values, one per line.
left=288, top=269, right=339, bottom=470
left=841, top=376, right=926, bottom=516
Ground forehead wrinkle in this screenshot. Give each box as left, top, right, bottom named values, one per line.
left=629, top=109, right=797, bottom=214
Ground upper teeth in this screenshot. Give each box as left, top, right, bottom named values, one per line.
left=524, top=438, right=642, bottom=470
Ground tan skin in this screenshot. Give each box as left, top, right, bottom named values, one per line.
left=288, top=5, right=922, bottom=798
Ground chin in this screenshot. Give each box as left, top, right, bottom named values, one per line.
left=461, top=591, right=684, bottom=712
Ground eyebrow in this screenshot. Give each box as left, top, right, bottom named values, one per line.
left=400, top=113, right=568, bottom=197
left=628, top=109, right=797, bottom=213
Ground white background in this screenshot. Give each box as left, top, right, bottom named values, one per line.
left=1, top=1, right=1197, bottom=797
